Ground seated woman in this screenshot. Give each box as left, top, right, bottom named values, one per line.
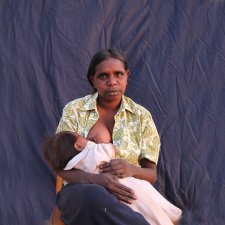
left=42, top=131, right=182, bottom=225
left=55, top=49, right=180, bottom=225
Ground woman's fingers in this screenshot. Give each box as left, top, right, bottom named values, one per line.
left=97, top=173, right=136, bottom=203
left=109, top=169, right=126, bottom=177
left=99, top=162, right=111, bottom=169
left=100, top=159, right=132, bottom=178
left=108, top=182, right=137, bottom=204
left=100, top=160, right=124, bottom=172
left=100, top=166, right=122, bottom=174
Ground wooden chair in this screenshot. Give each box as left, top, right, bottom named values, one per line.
left=49, top=176, right=65, bottom=225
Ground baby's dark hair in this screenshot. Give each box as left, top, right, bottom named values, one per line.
left=41, top=131, right=79, bottom=171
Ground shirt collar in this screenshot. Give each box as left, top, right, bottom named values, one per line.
left=118, top=95, right=136, bottom=114
left=83, top=92, right=98, bottom=111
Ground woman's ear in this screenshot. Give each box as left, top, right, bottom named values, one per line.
left=89, top=74, right=95, bottom=88
left=126, top=69, right=130, bottom=77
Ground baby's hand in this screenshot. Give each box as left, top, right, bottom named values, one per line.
left=92, top=136, right=105, bottom=144
left=111, top=145, right=120, bottom=157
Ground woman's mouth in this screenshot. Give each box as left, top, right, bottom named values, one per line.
left=106, top=90, right=120, bottom=96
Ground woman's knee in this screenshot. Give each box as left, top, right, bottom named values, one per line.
left=82, top=184, right=118, bottom=211
left=58, top=184, right=113, bottom=211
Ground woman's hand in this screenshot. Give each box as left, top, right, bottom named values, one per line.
left=93, top=173, right=137, bottom=204
left=99, top=159, right=134, bottom=178
left=99, top=158, right=157, bottom=184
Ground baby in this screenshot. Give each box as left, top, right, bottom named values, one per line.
left=42, top=131, right=182, bottom=225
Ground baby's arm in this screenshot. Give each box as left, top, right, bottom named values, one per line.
left=111, top=145, right=120, bottom=157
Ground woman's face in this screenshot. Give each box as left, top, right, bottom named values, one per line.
left=91, top=58, right=129, bottom=103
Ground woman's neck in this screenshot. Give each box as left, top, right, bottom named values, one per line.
left=97, top=97, right=121, bottom=111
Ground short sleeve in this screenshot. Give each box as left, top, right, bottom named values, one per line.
left=138, top=110, right=160, bottom=165
left=56, top=103, right=78, bottom=133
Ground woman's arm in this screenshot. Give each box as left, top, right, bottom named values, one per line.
left=134, top=158, right=157, bottom=184
left=57, top=169, right=95, bottom=184
left=57, top=169, right=137, bottom=204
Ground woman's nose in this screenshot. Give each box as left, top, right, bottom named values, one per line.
left=107, top=75, right=117, bottom=85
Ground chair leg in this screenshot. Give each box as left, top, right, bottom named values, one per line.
left=56, top=176, right=63, bottom=194
left=50, top=206, right=65, bottom=225
left=50, top=176, right=65, bottom=225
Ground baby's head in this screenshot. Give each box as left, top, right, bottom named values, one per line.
left=41, top=131, right=87, bottom=171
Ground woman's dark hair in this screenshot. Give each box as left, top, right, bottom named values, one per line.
left=87, top=49, right=129, bottom=88
left=41, top=131, right=79, bottom=171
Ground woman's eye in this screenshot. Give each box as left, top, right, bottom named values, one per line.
left=98, top=73, right=108, bottom=79
left=115, top=72, right=123, bottom=77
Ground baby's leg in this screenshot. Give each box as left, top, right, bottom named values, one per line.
left=119, top=177, right=182, bottom=224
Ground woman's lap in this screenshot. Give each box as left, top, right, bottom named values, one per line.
left=57, top=183, right=150, bottom=225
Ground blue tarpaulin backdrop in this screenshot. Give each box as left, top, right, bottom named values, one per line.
left=1, top=1, right=225, bottom=224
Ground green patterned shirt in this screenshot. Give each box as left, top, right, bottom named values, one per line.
left=56, top=93, right=160, bottom=165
